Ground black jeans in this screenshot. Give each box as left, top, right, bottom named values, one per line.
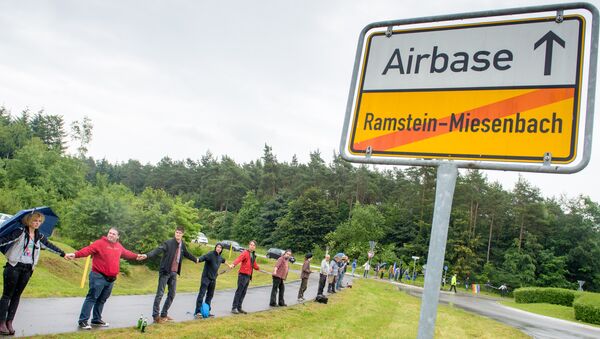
left=0, top=263, right=33, bottom=321
left=450, top=284, right=457, bottom=293
left=270, top=277, right=285, bottom=305
left=232, top=273, right=251, bottom=310
left=297, top=278, right=308, bottom=299
left=317, top=273, right=327, bottom=295
left=153, top=272, right=177, bottom=318
left=195, top=277, right=216, bottom=314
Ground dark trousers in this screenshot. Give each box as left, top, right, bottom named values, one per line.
left=450, top=284, right=457, bottom=293
left=232, top=273, right=251, bottom=310
left=317, top=273, right=327, bottom=295
left=0, top=263, right=33, bottom=321
left=153, top=272, right=177, bottom=318
left=79, top=271, right=114, bottom=323
left=297, top=278, right=308, bottom=299
left=195, top=277, right=216, bottom=314
left=270, top=277, right=285, bottom=305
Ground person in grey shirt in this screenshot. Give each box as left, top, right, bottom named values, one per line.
left=328, top=256, right=339, bottom=293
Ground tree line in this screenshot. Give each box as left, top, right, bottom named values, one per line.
left=1, top=107, right=599, bottom=291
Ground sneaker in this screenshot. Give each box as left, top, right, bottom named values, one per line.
left=153, top=316, right=164, bottom=324
left=278, top=303, right=287, bottom=307
left=231, top=308, right=240, bottom=314
left=91, top=320, right=109, bottom=327
left=297, top=298, right=305, bottom=302
left=209, top=313, right=215, bottom=318
left=194, top=313, right=202, bottom=319
left=269, top=302, right=278, bottom=307
left=78, top=321, right=92, bottom=330
left=161, top=315, right=174, bottom=322
left=237, top=308, right=247, bottom=314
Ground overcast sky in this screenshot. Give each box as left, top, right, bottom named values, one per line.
left=1, top=0, right=599, bottom=202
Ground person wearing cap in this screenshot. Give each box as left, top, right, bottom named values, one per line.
left=297, top=253, right=313, bottom=301
left=194, top=242, right=226, bottom=318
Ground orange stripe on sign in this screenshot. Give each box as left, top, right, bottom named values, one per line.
left=353, top=88, right=575, bottom=152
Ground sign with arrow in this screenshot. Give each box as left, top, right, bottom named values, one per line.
left=340, top=4, right=597, bottom=172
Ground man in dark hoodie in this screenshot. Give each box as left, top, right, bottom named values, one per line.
left=142, top=226, right=198, bottom=323
left=194, top=242, right=226, bottom=318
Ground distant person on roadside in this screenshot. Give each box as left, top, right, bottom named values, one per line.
left=228, top=240, right=259, bottom=314
left=395, top=266, right=401, bottom=281
left=362, top=261, right=370, bottom=278
left=318, top=254, right=330, bottom=295
left=499, top=283, right=508, bottom=297
left=379, top=263, right=385, bottom=279
left=0, top=211, right=66, bottom=335
left=66, top=227, right=144, bottom=330
left=270, top=249, right=292, bottom=307
left=328, top=256, right=339, bottom=293
left=142, top=226, right=198, bottom=324
left=388, top=264, right=394, bottom=280
left=194, top=242, right=226, bottom=318
left=450, top=273, right=457, bottom=293
left=297, top=253, right=313, bottom=301
left=351, top=259, right=357, bottom=276
left=465, top=274, right=470, bottom=290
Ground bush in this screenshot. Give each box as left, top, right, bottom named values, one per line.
left=514, top=287, right=575, bottom=306
left=574, top=293, right=600, bottom=325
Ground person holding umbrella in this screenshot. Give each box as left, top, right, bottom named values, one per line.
left=0, top=210, right=66, bottom=335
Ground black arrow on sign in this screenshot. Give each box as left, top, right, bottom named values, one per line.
left=534, top=30, right=566, bottom=76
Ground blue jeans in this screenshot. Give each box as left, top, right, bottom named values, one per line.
left=79, top=271, right=114, bottom=323
left=153, top=272, right=178, bottom=318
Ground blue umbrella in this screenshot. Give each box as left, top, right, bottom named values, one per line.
left=0, top=206, right=59, bottom=240
left=335, top=252, right=345, bottom=258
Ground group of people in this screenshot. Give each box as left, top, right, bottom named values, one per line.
left=316, top=254, right=349, bottom=296
left=0, top=217, right=323, bottom=334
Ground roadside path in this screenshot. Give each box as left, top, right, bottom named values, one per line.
left=14, top=271, right=327, bottom=337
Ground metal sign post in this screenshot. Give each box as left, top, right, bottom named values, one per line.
left=417, top=163, right=457, bottom=339
left=338, top=3, right=597, bottom=339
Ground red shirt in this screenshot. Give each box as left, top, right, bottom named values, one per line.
left=233, top=250, right=259, bottom=275
left=74, top=236, right=138, bottom=278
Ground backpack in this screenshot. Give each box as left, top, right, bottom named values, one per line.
left=200, top=303, right=210, bottom=318
left=315, top=294, right=328, bottom=304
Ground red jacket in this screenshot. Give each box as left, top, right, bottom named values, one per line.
left=74, top=236, right=138, bottom=278
left=233, top=250, right=259, bottom=276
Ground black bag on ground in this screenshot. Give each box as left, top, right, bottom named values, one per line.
left=315, top=294, right=328, bottom=304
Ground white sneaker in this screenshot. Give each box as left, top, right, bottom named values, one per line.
left=78, top=321, right=92, bottom=330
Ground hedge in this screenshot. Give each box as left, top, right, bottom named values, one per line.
left=574, top=293, right=600, bottom=325
left=514, top=287, right=575, bottom=306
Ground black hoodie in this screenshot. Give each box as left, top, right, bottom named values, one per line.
left=198, top=243, right=226, bottom=281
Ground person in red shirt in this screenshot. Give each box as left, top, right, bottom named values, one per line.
left=65, top=227, right=143, bottom=330
left=270, top=249, right=292, bottom=307
left=228, top=240, right=259, bottom=314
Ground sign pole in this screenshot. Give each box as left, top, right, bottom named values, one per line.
left=417, top=163, right=458, bottom=339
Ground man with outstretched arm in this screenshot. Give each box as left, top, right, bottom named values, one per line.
left=142, top=226, right=198, bottom=323
left=270, top=249, right=292, bottom=307
left=228, top=240, right=259, bottom=314
left=194, top=242, right=226, bottom=318
left=65, top=227, right=144, bottom=330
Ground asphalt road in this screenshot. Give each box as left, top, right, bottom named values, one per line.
left=396, top=281, right=600, bottom=339
left=12, top=271, right=326, bottom=338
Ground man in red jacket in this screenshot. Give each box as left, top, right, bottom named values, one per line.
left=66, top=227, right=143, bottom=330
left=228, top=240, right=259, bottom=314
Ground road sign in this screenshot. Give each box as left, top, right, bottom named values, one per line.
left=340, top=4, right=598, bottom=173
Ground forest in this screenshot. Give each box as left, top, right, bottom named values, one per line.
left=1, top=107, right=599, bottom=291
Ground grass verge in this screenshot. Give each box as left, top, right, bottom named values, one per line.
left=38, top=279, right=528, bottom=339
left=500, top=300, right=600, bottom=328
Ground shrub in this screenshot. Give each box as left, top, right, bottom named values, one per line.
left=574, top=293, right=600, bottom=325
left=514, top=287, right=575, bottom=306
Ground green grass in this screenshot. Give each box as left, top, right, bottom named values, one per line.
left=0, top=241, right=297, bottom=298
left=37, top=279, right=528, bottom=339
left=500, top=300, right=600, bottom=328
